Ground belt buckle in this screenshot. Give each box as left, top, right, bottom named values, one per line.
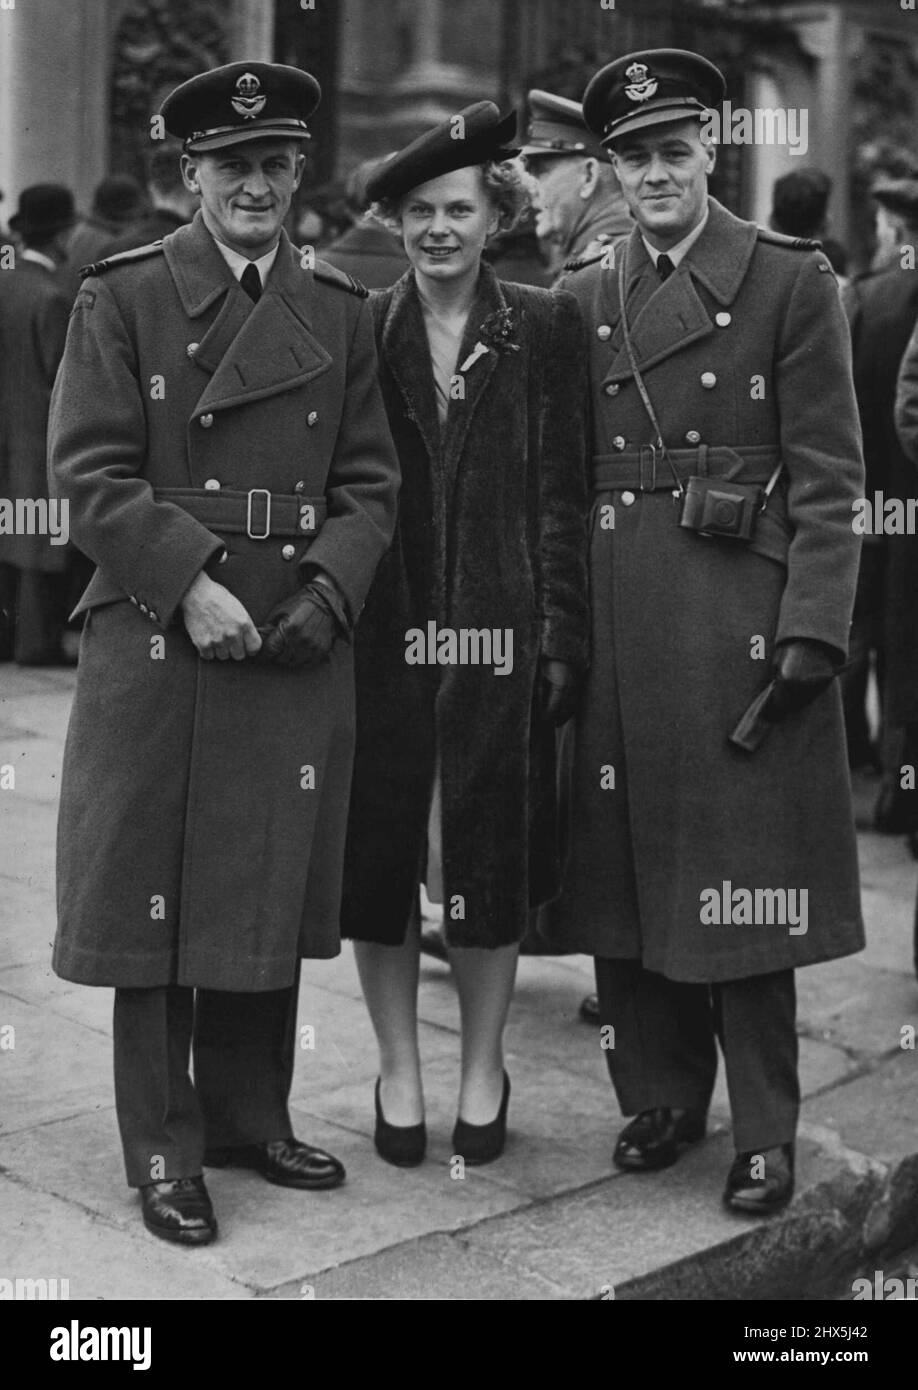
left=246, top=488, right=271, bottom=540
left=639, top=444, right=658, bottom=492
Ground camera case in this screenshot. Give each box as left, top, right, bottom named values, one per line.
left=678, top=475, right=763, bottom=542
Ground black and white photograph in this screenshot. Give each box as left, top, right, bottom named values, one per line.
left=1, top=0, right=917, bottom=1338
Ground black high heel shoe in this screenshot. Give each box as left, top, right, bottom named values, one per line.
left=374, top=1079, right=427, bottom=1167
left=452, top=1071, right=511, bottom=1166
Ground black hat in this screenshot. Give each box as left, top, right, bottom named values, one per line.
left=8, top=184, right=76, bottom=240
left=872, top=178, right=918, bottom=222
left=521, top=90, right=605, bottom=161
left=161, top=60, right=321, bottom=153
left=583, top=49, right=726, bottom=147
left=366, top=102, right=519, bottom=204
left=92, top=175, right=143, bottom=224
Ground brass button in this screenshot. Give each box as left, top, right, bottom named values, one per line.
left=204, top=478, right=220, bottom=491
left=294, top=481, right=306, bottom=493
left=139, top=603, right=148, bottom=615
left=621, top=491, right=635, bottom=506
left=217, top=550, right=227, bottom=565
left=129, top=596, right=138, bottom=605
left=149, top=610, right=159, bottom=623
left=281, top=544, right=296, bottom=561
left=597, top=325, right=612, bottom=341
left=700, top=372, right=717, bottom=389
left=199, top=413, right=214, bottom=428
left=307, top=411, right=319, bottom=427
left=612, top=436, right=626, bottom=451
left=685, top=430, right=701, bottom=445
left=715, top=312, right=731, bottom=328
left=604, top=383, right=620, bottom=397
left=186, top=342, right=200, bottom=358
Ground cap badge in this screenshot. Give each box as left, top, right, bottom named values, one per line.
left=231, top=72, right=266, bottom=120
left=624, top=63, right=658, bottom=103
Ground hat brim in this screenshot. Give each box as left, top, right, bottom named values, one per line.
left=520, top=143, right=588, bottom=159
left=9, top=214, right=76, bottom=238
left=605, top=102, right=709, bottom=145
left=185, top=122, right=312, bottom=153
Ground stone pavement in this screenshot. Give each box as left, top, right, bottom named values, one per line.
left=1, top=665, right=917, bottom=1301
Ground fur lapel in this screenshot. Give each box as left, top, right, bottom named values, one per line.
left=378, top=271, right=442, bottom=464
left=441, top=262, right=508, bottom=502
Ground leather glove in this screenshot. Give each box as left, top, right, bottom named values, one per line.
left=768, top=638, right=841, bottom=719
left=539, top=657, right=582, bottom=726
left=257, top=582, right=340, bottom=668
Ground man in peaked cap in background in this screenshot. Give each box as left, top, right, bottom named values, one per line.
left=543, top=49, right=865, bottom=1214
left=521, top=88, right=631, bottom=285
left=48, top=61, right=399, bottom=1245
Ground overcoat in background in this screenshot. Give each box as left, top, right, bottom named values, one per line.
left=341, top=264, right=590, bottom=948
left=844, top=265, right=918, bottom=729
left=0, top=258, right=70, bottom=573
left=544, top=197, right=865, bottom=982
left=893, top=321, right=918, bottom=724
left=48, top=213, right=399, bottom=992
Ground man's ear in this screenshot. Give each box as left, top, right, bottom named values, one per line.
left=704, top=140, right=717, bottom=176
left=292, top=151, right=306, bottom=192
left=180, top=153, right=201, bottom=194
left=581, top=158, right=601, bottom=199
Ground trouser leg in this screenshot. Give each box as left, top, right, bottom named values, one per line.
left=594, top=957, right=717, bottom=1116
left=712, top=969, right=799, bottom=1153
left=192, top=962, right=301, bottom=1149
left=113, top=984, right=203, bottom=1188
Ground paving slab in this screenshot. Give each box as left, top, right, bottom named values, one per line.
left=0, top=992, right=112, bottom=1136
left=0, top=1173, right=252, bottom=1301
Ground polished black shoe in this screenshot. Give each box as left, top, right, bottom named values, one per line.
left=723, top=1143, right=795, bottom=1215
left=613, top=1107, right=707, bottom=1172
left=140, top=1176, right=216, bottom=1246
left=452, top=1071, right=510, bottom=1166
left=204, top=1137, right=345, bottom=1190
left=579, top=993, right=600, bottom=1024
left=374, top=1079, right=427, bottom=1167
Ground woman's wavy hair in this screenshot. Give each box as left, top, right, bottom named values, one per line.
left=368, top=159, right=531, bottom=236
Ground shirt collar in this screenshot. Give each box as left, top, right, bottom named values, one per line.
left=641, top=203, right=710, bottom=269
left=210, top=237, right=279, bottom=288
left=21, top=247, right=58, bottom=273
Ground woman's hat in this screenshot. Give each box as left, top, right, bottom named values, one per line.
left=366, top=102, right=519, bottom=203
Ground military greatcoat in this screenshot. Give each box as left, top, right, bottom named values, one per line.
left=48, top=212, right=399, bottom=991
left=545, top=197, right=866, bottom=983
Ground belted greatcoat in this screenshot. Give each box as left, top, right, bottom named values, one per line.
left=48, top=213, right=399, bottom=991
left=341, top=265, right=590, bottom=948
left=544, top=197, right=866, bottom=982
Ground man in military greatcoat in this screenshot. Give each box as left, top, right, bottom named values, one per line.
left=546, top=50, right=865, bottom=1214
left=48, top=62, right=399, bottom=1245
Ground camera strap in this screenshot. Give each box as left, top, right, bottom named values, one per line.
left=617, top=241, right=685, bottom=497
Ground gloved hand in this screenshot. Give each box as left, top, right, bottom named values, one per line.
left=768, top=638, right=841, bottom=719
left=257, top=582, right=341, bottom=668
left=539, top=657, right=582, bottom=726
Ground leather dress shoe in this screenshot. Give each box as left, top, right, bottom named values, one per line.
left=204, top=1137, right=345, bottom=1190
left=374, top=1079, right=427, bottom=1167
left=452, top=1071, right=510, bottom=1166
left=579, top=993, right=600, bottom=1024
left=140, top=1176, right=216, bottom=1246
left=613, top=1107, right=707, bottom=1172
left=723, top=1143, right=794, bottom=1215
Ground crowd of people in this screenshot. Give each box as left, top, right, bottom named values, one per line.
left=1, top=45, right=917, bottom=1253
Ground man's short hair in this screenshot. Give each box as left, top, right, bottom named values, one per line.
left=145, top=144, right=186, bottom=199
left=771, top=168, right=831, bottom=239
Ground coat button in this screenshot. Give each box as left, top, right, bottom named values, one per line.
left=199, top=413, right=214, bottom=428
left=612, top=435, right=626, bottom=451
left=605, top=383, right=620, bottom=397
left=597, top=325, right=612, bottom=341
left=715, top=312, right=731, bottom=327
left=307, top=411, right=319, bottom=427
left=139, top=603, right=148, bottom=614
left=204, top=478, right=220, bottom=490
left=149, top=610, right=159, bottom=623
left=294, top=481, right=306, bottom=493
left=685, top=430, right=701, bottom=444
left=700, top=372, right=717, bottom=389
left=186, top=342, right=200, bottom=358
left=621, top=491, right=635, bottom=506
left=281, top=544, right=296, bottom=561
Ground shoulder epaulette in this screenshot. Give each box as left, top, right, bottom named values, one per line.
left=79, top=240, right=165, bottom=280
left=755, top=226, right=821, bottom=252
left=562, top=250, right=607, bottom=275
left=313, top=260, right=369, bottom=298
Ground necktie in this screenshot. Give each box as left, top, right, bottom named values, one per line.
left=240, top=263, right=262, bottom=303
left=657, top=253, right=675, bottom=283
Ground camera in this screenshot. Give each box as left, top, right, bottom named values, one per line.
left=678, top=475, right=763, bottom=542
